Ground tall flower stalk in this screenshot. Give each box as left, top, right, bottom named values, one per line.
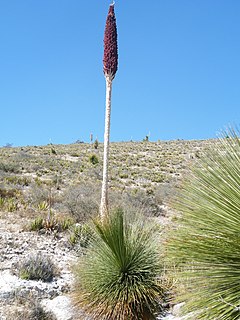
left=100, top=3, right=118, bottom=219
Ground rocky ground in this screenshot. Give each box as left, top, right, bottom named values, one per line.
left=0, top=211, right=78, bottom=320
left=0, top=211, right=188, bottom=320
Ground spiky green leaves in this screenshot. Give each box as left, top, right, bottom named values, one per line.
left=103, top=4, right=118, bottom=80
left=167, top=129, right=240, bottom=319
left=73, top=209, right=164, bottom=320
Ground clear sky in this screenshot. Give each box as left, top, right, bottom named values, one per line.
left=1, top=0, right=240, bottom=146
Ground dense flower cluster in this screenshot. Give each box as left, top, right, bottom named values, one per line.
left=103, top=4, right=118, bottom=79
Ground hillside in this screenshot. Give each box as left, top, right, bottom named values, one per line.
left=0, top=139, right=215, bottom=319
left=0, top=139, right=213, bottom=195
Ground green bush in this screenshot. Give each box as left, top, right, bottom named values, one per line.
left=29, top=216, right=44, bottom=231
left=68, top=223, right=94, bottom=256
left=68, top=223, right=93, bottom=248
left=73, top=209, right=165, bottom=320
left=18, top=252, right=57, bottom=282
left=166, top=130, right=240, bottom=319
left=89, top=154, right=99, bottom=165
left=29, top=213, right=73, bottom=233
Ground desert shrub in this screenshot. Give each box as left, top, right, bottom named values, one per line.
left=166, top=129, right=240, bottom=319
left=89, top=154, right=99, bottom=165
left=109, top=188, right=162, bottom=217
left=59, top=216, right=75, bottom=231
left=94, top=139, right=99, bottom=149
left=0, top=197, right=5, bottom=208
left=51, top=174, right=62, bottom=189
left=37, top=201, right=50, bottom=211
left=0, top=190, right=19, bottom=212
left=73, top=209, right=166, bottom=320
left=51, top=147, right=57, bottom=155
left=70, top=152, right=79, bottom=157
left=5, top=175, right=31, bottom=186
left=17, top=252, right=58, bottom=282
left=29, top=216, right=44, bottom=231
left=5, top=197, right=18, bottom=212
left=29, top=212, right=73, bottom=233
left=68, top=223, right=93, bottom=250
left=27, top=185, right=50, bottom=208
left=154, top=182, right=177, bottom=204
left=0, top=161, right=20, bottom=173
left=26, top=184, right=60, bottom=211
left=6, top=299, right=57, bottom=320
left=30, top=213, right=59, bottom=232
left=0, top=187, right=19, bottom=198
left=63, top=182, right=100, bottom=222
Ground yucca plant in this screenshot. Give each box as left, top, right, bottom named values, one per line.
left=166, top=129, right=240, bottom=319
left=73, top=209, right=165, bottom=319
left=100, top=3, right=118, bottom=219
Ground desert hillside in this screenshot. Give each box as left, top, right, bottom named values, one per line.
left=0, top=139, right=213, bottom=199
left=0, top=139, right=215, bottom=319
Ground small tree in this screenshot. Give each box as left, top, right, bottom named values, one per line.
left=100, top=3, right=118, bottom=219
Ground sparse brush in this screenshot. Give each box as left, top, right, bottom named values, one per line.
left=108, top=188, right=162, bottom=217
left=29, top=213, right=73, bottom=233
left=73, top=208, right=166, bottom=319
left=29, top=216, right=44, bottom=231
left=37, top=201, right=50, bottom=211
left=18, top=252, right=58, bottom=282
left=64, top=183, right=100, bottom=222
left=6, top=197, right=18, bottom=212
left=166, top=128, right=240, bottom=319
left=68, top=223, right=93, bottom=249
left=29, top=213, right=58, bottom=232
left=59, top=216, right=74, bottom=231
left=6, top=298, right=57, bottom=320
left=0, top=197, right=5, bottom=208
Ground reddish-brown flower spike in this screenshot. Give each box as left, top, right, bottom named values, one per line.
left=103, top=4, right=118, bottom=79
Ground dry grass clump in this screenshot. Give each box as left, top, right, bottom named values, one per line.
left=5, top=297, right=57, bottom=320
left=16, top=252, right=58, bottom=282
left=29, top=212, right=74, bottom=233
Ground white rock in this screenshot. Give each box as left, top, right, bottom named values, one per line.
left=172, top=302, right=185, bottom=316
left=41, top=295, right=74, bottom=320
left=0, top=270, right=19, bottom=293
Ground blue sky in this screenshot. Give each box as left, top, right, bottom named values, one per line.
left=0, top=0, right=240, bottom=146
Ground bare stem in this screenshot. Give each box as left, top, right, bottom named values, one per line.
left=100, top=76, right=112, bottom=220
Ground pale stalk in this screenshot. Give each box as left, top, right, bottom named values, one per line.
left=100, top=75, right=112, bottom=219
